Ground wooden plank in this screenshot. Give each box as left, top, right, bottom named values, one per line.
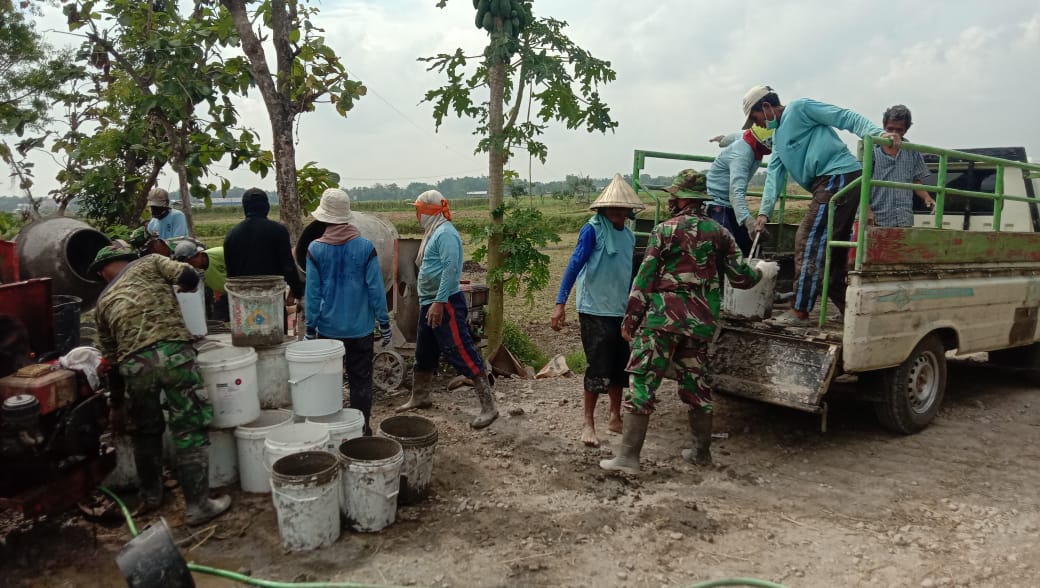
left=863, top=227, right=1040, bottom=267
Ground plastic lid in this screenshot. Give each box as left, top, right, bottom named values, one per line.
left=197, top=346, right=258, bottom=370
left=285, top=339, right=345, bottom=362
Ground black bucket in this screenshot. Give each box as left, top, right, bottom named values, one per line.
left=52, top=295, right=82, bottom=356
left=115, top=518, right=195, bottom=588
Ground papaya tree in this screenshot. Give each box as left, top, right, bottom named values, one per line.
left=422, top=0, right=618, bottom=354
left=208, top=0, right=366, bottom=241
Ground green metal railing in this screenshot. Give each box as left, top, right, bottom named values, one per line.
left=818, top=137, right=1040, bottom=326
left=630, top=149, right=803, bottom=240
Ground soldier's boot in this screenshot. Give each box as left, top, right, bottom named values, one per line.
left=174, top=447, right=231, bottom=526
left=681, top=408, right=713, bottom=466
left=470, top=370, right=499, bottom=430
left=396, top=370, right=434, bottom=413
left=131, top=434, right=164, bottom=515
left=599, top=413, right=650, bottom=475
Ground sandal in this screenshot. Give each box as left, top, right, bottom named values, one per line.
left=767, top=312, right=811, bottom=327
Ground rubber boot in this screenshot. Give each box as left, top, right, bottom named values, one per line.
left=174, top=447, right=231, bottom=526
left=681, top=409, right=713, bottom=466
left=470, top=370, right=499, bottom=429
left=396, top=370, right=434, bottom=412
left=599, top=413, right=650, bottom=475
left=131, top=434, right=164, bottom=514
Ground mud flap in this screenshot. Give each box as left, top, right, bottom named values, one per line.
left=709, top=326, right=840, bottom=413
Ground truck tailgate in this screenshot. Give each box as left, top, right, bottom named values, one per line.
left=710, top=323, right=840, bottom=413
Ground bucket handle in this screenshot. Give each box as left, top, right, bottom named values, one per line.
left=287, top=357, right=340, bottom=386
left=270, top=482, right=338, bottom=503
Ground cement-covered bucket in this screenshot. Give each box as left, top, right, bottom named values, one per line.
left=307, top=408, right=364, bottom=451
left=235, top=409, right=293, bottom=493
left=256, top=337, right=294, bottom=409
left=115, top=518, right=193, bottom=588
left=225, top=275, right=285, bottom=347
left=271, top=451, right=341, bottom=551
left=377, top=415, right=438, bottom=505
left=338, top=437, right=403, bottom=533
left=207, top=427, right=238, bottom=488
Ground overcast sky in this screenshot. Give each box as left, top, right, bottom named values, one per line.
left=25, top=0, right=1040, bottom=197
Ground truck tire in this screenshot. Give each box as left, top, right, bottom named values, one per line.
left=988, top=343, right=1040, bottom=385
left=870, top=333, right=947, bottom=434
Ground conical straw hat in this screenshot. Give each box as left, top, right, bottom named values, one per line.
left=589, top=174, right=646, bottom=211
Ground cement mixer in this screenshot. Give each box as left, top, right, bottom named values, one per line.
left=15, top=217, right=112, bottom=310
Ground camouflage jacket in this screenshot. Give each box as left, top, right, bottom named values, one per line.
left=623, top=212, right=759, bottom=340
left=96, top=254, right=195, bottom=363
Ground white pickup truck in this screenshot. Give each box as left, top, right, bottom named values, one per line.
left=632, top=144, right=1040, bottom=433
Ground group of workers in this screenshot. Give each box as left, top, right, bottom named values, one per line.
left=89, top=186, right=496, bottom=524
left=86, top=82, right=932, bottom=521
left=555, top=85, right=932, bottom=473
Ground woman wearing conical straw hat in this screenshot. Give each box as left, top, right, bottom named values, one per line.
left=550, top=174, right=645, bottom=448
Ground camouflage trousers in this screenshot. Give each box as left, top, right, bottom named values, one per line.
left=624, top=329, right=712, bottom=415
left=119, top=341, right=212, bottom=450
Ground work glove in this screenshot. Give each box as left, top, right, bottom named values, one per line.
left=379, top=322, right=393, bottom=348
left=305, top=327, right=316, bottom=341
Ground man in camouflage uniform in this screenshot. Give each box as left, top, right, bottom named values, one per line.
left=92, top=244, right=231, bottom=524
left=127, top=226, right=172, bottom=257
left=600, top=170, right=762, bottom=475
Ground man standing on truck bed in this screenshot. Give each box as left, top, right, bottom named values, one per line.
left=742, top=85, right=902, bottom=326
left=600, top=170, right=762, bottom=475
left=551, top=174, right=645, bottom=448
left=706, top=124, right=775, bottom=255
left=869, top=104, right=936, bottom=227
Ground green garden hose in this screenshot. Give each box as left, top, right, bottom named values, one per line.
left=98, top=485, right=787, bottom=588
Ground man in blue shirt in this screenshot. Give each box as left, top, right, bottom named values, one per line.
left=305, top=188, right=391, bottom=435
left=550, top=174, right=644, bottom=448
left=705, top=125, right=774, bottom=255
left=396, top=190, right=498, bottom=429
left=743, top=85, right=902, bottom=326
left=145, top=188, right=189, bottom=240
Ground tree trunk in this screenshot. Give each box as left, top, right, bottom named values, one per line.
left=174, top=156, right=195, bottom=238
left=221, top=0, right=303, bottom=243
left=485, top=58, right=506, bottom=356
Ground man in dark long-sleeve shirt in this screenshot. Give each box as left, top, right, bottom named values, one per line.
left=223, top=187, right=304, bottom=299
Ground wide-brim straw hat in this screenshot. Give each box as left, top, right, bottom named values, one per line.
left=311, top=188, right=354, bottom=224
left=589, top=174, right=646, bottom=211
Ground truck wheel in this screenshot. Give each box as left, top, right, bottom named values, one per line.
left=871, top=333, right=947, bottom=434
left=988, top=343, right=1040, bottom=385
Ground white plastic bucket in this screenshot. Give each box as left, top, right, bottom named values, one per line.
left=256, top=338, right=294, bottom=409
left=176, top=286, right=207, bottom=337
left=307, top=409, right=364, bottom=451
left=196, top=346, right=261, bottom=429
left=271, top=451, right=341, bottom=551
left=225, top=275, right=286, bottom=348
left=723, top=259, right=779, bottom=320
left=207, top=427, right=238, bottom=488
left=234, top=410, right=294, bottom=493
left=338, top=437, right=403, bottom=533
left=264, top=423, right=330, bottom=473
left=286, top=339, right=345, bottom=417
left=377, top=415, right=438, bottom=505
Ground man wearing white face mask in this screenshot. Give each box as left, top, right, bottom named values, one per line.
left=742, top=85, right=903, bottom=327
left=396, top=190, right=499, bottom=429
left=705, top=124, right=775, bottom=256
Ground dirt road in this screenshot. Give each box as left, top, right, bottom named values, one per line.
left=2, top=358, right=1038, bottom=588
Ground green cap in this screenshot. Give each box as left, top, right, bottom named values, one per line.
left=88, top=245, right=139, bottom=274
left=664, top=169, right=711, bottom=200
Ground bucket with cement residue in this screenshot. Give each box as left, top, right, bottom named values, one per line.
left=101, top=433, right=138, bottom=489
left=234, top=410, right=294, bottom=493
left=196, top=346, right=261, bottom=428
left=286, top=339, right=345, bottom=417
left=207, top=427, right=238, bottom=488
left=307, top=408, right=364, bottom=451
left=264, top=422, right=330, bottom=473
left=723, top=258, right=779, bottom=320
left=271, top=451, right=341, bottom=551
left=225, top=275, right=286, bottom=348
left=377, top=415, right=438, bottom=505
left=256, top=338, right=294, bottom=409
left=338, top=437, right=403, bottom=532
